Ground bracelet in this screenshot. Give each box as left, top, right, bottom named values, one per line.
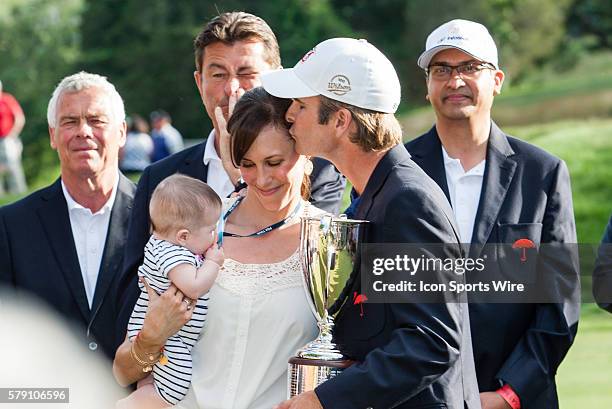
left=130, top=333, right=165, bottom=373
left=497, top=384, right=521, bottom=409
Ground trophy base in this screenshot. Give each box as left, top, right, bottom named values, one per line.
left=287, top=356, right=353, bottom=398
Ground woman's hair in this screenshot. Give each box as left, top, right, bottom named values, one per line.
left=227, top=87, right=310, bottom=198
left=149, top=174, right=221, bottom=235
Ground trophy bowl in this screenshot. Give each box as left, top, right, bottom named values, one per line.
left=288, top=214, right=368, bottom=397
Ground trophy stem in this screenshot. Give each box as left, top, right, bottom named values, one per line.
left=296, top=312, right=344, bottom=361
left=316, top=313, right=334, bottom=344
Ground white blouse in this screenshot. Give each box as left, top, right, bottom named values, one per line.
left=174, top=247, right=318, bottom=409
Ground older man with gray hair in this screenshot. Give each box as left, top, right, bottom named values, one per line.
left=0, top=71, right=135, bottom=361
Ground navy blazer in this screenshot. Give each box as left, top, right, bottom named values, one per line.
left=315, top=145, right=480, bottom=409
left=593, top=215, right=612, bottom=313
left=406, top=123, right=580, bottom=409
left=114, top=140, right=346, bottom=347
left=0, top=175, right=135, bottom=360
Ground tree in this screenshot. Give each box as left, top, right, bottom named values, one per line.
left=0, top=0, right=83, bottom=183
left=79, top=0, right=350, bottom=142
left=478, top=0, right=573, bottom=82
left=567, top=0, right=612, bottom=49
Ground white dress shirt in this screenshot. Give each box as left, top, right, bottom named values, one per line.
left=61, top=178, right=118, bottom=308
left=442, top=146, right=485, bottom=243
left=203, top=129, right=235, bottom=198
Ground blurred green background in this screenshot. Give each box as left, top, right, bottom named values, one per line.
left=1, top=0, right=611, bottom=406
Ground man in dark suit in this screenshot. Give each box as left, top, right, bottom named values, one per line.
left=593, top=215, right=612, bottom=313
left=0, top=72, right=135, bottom=361
left=115, top=12, right=345, bottom=347
left=263, top=38, right=480, bottom=409
left=406, top=19, right=580, bottom=409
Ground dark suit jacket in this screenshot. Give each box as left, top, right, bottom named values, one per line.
left=115, top=140, right=346, bottom=347
left=0, top=175, right=135, bottom=360
left=406, top=123, right=580, bottom=409
left=593, top=215, right=612, bottom=312
left=315, top=145, right=480, bottom=409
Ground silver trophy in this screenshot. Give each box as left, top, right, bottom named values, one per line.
left=288, top=214, right=369, bottom=397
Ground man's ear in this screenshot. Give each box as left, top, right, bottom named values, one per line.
left=49, top=127, right=57, bottom=149
left=334, top=108, right=353, bottom=134
left=493, top=69, right=505, bottom=96
left=194, top=71, right=204, bottom=98
left=118, top=121, right=127, bottom=148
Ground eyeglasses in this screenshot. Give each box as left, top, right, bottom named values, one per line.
left=426, top=62, right=496, bottom=80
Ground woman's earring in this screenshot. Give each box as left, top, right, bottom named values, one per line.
left=304, top=158, right=314, bottom=176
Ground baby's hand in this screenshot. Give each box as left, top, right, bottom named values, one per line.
left=205, top=245, right=225, bottom=266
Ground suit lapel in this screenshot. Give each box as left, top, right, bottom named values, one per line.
left=408, top=126, right=451, bottom=203
left=355, top=144, right=410, bottom=220
left=179, top=141, right=208, bottom=181
left=470, top=122, right=517, bottom=254
left=91, top=175, right=133, bottom=315
left=37, top=179, right=90, bottom=322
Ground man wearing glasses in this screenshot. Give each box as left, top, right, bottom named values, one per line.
left=406, top=19, right=579, bottom=409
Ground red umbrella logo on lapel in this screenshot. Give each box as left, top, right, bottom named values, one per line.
left=512, top=238, right=536, bottom=262
left=353, top=292, right=368, bottom=317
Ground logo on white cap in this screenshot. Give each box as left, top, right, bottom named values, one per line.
left=327, top=75, right=351, bottom=96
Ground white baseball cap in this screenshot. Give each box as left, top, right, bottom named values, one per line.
left=417, top=19, right=499, bottom=70
left=261, top=38, right=400, bottom=114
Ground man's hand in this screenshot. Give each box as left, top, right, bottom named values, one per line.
left=139, top=279, right=193, bottom=348
left=214, top=86, right=245, bottom=185
left=480, top=392, right=512, bottom=409
left=273, top=391, right=323, bottom=409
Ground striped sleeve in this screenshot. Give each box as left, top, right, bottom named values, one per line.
left=156, top=244, right=197, bottom=278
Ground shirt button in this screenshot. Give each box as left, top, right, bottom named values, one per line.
left=88, top=341, right=98, bottom=351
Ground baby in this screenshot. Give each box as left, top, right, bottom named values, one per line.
left=121, top=173, right=224, bottom=408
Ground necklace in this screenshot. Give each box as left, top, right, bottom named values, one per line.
left=222, top=196, right=303, bottom=239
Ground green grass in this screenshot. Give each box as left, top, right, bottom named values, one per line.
left=499, top=51, right=612, bottom=103
left=557, top=305, right=612, bottom=409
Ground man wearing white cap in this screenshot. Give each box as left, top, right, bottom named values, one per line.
left=406, top=19, right=579, bottom=409
left=264, top=38, right=480, bottom=409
